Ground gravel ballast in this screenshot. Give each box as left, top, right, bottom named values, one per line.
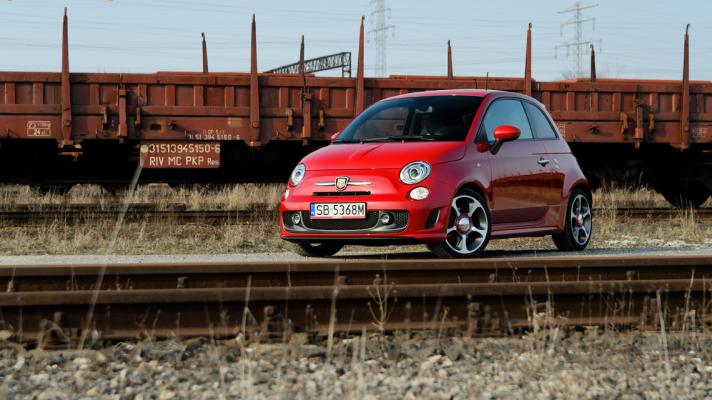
left=2, top=331, right=711, bottom=399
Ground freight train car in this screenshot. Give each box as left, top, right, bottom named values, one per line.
left=0, top=12, right=710, bottom=207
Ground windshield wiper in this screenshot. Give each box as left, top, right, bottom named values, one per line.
left=359, top=135, right=437, bottom=142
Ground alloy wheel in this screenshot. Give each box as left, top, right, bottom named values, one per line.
left=569, top=193, right=592, bottom=246
left=445, top=194, right=489, bottom=255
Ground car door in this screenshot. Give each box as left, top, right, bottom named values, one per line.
left=523, top=101, right=567, bottom=226
left=480, top=98, right=550, bottom=226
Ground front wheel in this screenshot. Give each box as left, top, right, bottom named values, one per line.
left=292, top=242, right=344, bottom=257
left=552, top=189, right=592, bottom=251
left=428, top=189, right=491, bottom=258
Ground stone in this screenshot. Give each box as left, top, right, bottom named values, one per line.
left=159, top=390, right=176, bottom=400
left=29, top=373, right=49, bottom=385
left=73, top=357, right=91, bottom=367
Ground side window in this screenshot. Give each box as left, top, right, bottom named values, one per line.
left=524, top=102, right=558, bottom=139
left=481, top=99, right=533, bottom=142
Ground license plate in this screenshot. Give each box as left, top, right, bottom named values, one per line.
left=310, top=203, right=366, bottom=219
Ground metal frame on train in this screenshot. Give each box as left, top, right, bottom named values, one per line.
left=0, top=11, right=710, bottom=207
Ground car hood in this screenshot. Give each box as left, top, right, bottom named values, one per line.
left=302, top=141, right=466, bottom=170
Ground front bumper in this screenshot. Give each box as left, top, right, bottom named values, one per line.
left=279, top=169, right=454, bottom=244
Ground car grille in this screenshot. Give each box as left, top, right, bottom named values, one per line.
left=282, top=210, right=408, bottom=232
left=302, top=211, right=380, bottom=230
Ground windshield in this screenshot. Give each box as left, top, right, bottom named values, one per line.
left=336, top=95, right=483, bottom=143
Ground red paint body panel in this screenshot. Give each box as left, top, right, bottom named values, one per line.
left=302, top=142, right=466, bottom=170
left=280, top=90, right=589, bottom=246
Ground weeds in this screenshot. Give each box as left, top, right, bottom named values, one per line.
left=0, top=184, right=709, bottom=256
left=367, top=273, right=397, bottom=336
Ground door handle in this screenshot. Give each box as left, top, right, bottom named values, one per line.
left=537, top=158, right=550, bottom=166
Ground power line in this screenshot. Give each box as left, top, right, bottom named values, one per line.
left=555, top=1, right=601, bottom=77
left=367, top=0, right=394, bottom=77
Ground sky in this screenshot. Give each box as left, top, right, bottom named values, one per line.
left=0, top=0, right=710, bottom=81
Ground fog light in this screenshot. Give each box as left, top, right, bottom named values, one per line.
left=380, top=213, right=392, bottom=225
left=409, top=187, right=430, bottom=200
left=291, top=213, right=302, bottom=225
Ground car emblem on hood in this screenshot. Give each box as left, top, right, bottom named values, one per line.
left=335, top=177, right=349, bottom=191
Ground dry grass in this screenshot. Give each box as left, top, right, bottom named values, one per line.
left=592, top=186, right=678, bottom=209
left=0, top=216, right=286, bottom=256
left=0, top=184, right=710, bottom=255
left=4, top=183, right=706, bottom=210
left=0, top=184, right=285, bottom=211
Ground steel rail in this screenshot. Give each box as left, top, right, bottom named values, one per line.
left=1, top=255, right=711, bottom=293
left=1, top=255, right=711, bottom=345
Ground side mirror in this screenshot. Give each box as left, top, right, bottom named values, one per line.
left=490, top=125, right=520, bottom=154
left=493, top=125, right=520, bottom=141
left=330, top=132, right=341, bottom=142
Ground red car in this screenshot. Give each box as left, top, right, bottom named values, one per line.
left=280, top=89, right=592, bottom=258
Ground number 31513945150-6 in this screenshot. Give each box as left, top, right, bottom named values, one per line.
left=139, top=141, right=221, bottom=169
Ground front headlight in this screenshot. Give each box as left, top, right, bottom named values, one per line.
left=400, top=161, right=431, bottom=184
left=290, top=163, right=306, bottom=186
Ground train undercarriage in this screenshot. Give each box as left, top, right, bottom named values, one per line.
left=573, top=143, right=712, bottom=207
left=1, top=139, right=710, bottom=208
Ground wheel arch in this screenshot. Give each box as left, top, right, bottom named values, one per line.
left=457, top=181, right=489, bottom=204
left=555, top=178, right=592, bottom=232
left=571, top=180, right=592, bottom=204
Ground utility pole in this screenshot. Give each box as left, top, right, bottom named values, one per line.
left=555, top=2, right=601, bottom=77
left=368, top=0, right=394, bottom=77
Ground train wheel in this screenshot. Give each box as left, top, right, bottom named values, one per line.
left=659, top=181, right=710, bottom=209
left=552, top=188, right=593, bottom=251
left=292, top=242, right=344, bottom=257
left=428, top=188, right=491, bottom=258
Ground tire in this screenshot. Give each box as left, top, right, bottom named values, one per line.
left=659, top=181, right=710, bottom=209
left=428, top=188, right=491, bottom=258
left=292, top=242, right=344, bottom=257
left=552, top=188, right=592, bottom=251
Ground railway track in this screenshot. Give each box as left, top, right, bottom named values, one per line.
left=0, top=204, right=273, bottom=225
left=1, top=255, right=710, bottom=346
left=0, top=205, right=710, bottom=225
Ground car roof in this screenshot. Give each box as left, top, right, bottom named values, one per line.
left=383, top=89, right=526, bottom=101
left=380, top=89, right=546, bottom=109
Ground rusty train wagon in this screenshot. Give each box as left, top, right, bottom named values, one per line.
left=0, top=13, right=711, bottom=207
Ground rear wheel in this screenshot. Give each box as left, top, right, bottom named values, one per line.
left=292, top=242, right=344, bottom=257
left=428, top=188, right=491, bottom=258
left=552, top=188, right=592, bottom=251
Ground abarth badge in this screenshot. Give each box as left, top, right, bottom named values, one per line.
left=335, top=177, right=349, bottom=191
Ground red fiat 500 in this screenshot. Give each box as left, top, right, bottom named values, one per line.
left=280, top=89, right=592, bottom=258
